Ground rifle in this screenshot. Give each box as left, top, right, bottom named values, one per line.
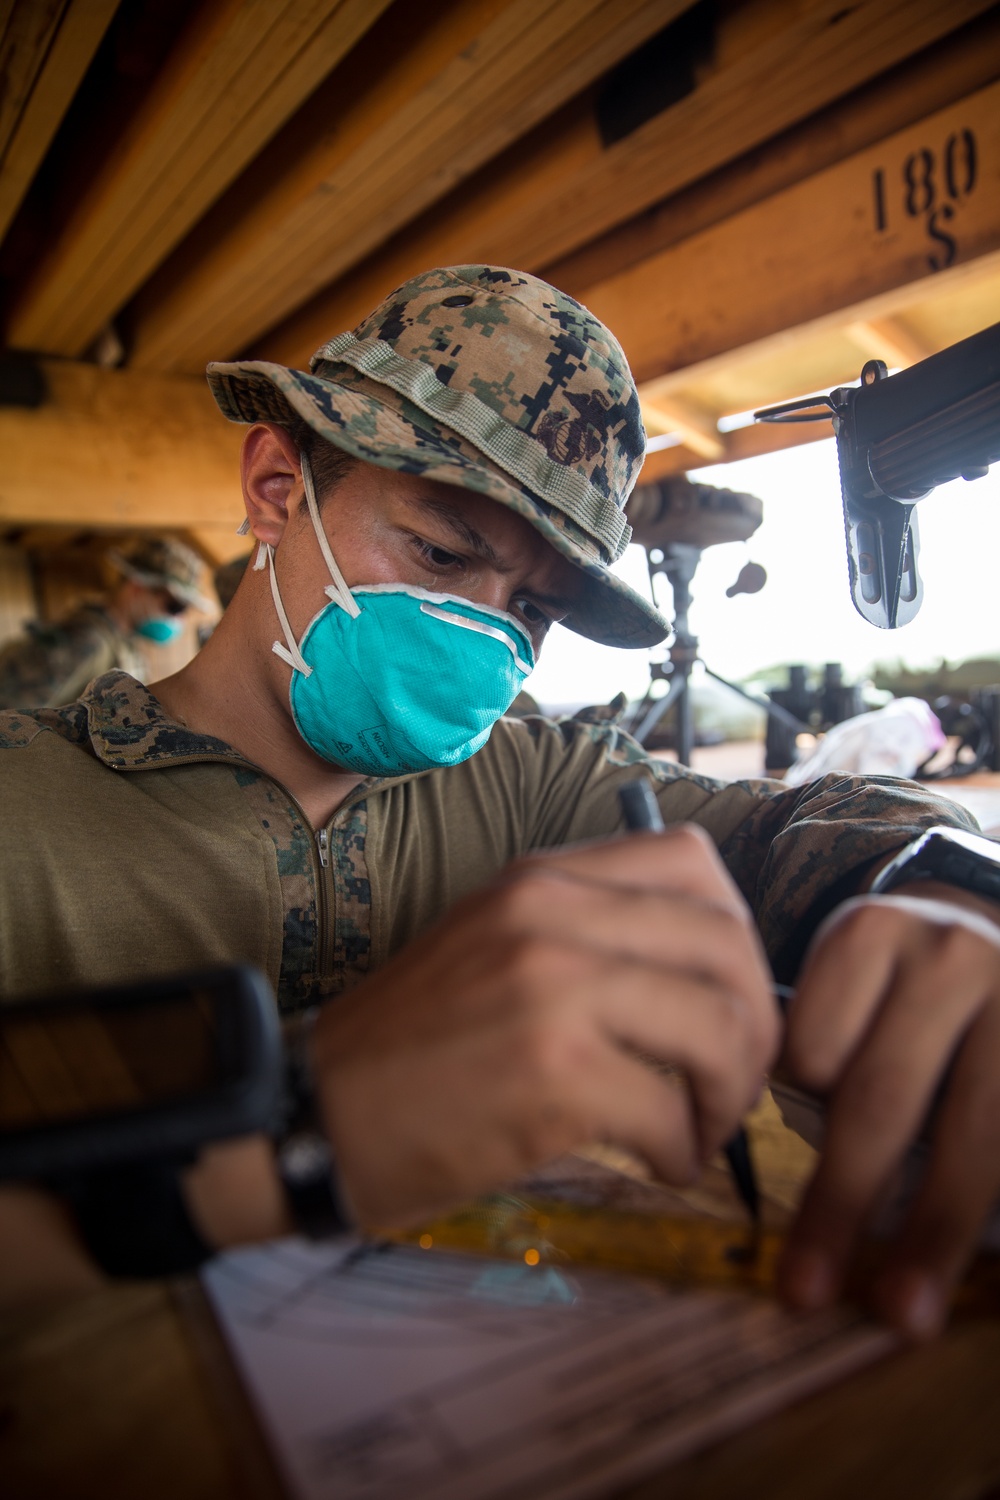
left=755, top=320, right=1000, bottom=629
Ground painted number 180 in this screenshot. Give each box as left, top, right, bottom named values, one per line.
left=872, top=128, right=978, bottom=271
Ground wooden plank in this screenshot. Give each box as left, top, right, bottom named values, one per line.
left=0, top=361, right=245, bottom=529
left=588, top=82, right=1000, bottom=387
left=0, top=0, right=65, bottom=161
left=257, top=0, right=995, bottom=369
left=0, top=0, right=121, bottom=242
left=0, top=1284, right=252, bottom=1500
left=6, top=0, right=394, bottom=359
left=126, top=0, right=686, bottom=375
left=639, top=413, right=830, bottom=482
left=844, top=315, right=934, bottom=370
left=545, top=5, right=1000, bottom=296
left=641, top=393, right=725, bottom=460
left=649, top=256, right=1000, bottom=416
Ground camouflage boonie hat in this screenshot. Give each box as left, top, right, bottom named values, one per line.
left=108, top=536, right=213, bottom=612
left=207, top=266, right=668, bottom=648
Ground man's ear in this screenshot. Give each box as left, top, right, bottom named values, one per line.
left=240, top=424, right=303, bottom=547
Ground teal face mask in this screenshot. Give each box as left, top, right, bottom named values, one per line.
left=136, top=615, right=184, bottom=644
left=257, top=454, right=536, bottom=777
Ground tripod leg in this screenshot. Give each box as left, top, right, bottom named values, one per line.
left=634, top=673, right=685, bottom=744
left=677, top=679, right=694, bottom=766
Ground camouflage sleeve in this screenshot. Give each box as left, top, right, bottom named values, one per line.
left=505, top=715, right=978, bottom=981
left=0, top=613, right=118, bottom=711
left=712, top=772, right=978, bottom=982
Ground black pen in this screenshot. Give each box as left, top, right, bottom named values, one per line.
left=618, top=777, right=762, bottom=1224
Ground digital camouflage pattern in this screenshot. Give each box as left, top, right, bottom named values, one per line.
left=207, top=265, right=668, bottom=650
left=0, top=604, right=146, bottom=711
left=0, top=672, right=978, bottom=1008
left=109, top=535, right=213, bottom=612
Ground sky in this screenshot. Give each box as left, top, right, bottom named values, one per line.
left=524, top=437, right=1000, bottom=712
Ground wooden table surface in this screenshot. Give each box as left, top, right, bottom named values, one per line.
left=3, top=1096, right=1000, bottom=1500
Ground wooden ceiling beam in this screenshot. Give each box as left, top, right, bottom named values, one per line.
left=0, top=360, right=245, bottom=529
left=125, top=0, right=685, bottom=375
left=586, top=81, right=1000, bottom=388
left=0, top=0, right=121, bottom=242
left=640, top=394, right=724, bottom=461
left=546, top=6, right=1000, bottom=296
left=843, top=315, right=935, bottom=370
left=257, top=0, right=994, bottom=368
left=5, top=0, right=394, bottom=359
left=639, top=412, right=830, bottom=482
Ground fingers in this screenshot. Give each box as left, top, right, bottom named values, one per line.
left=779, top=966, right=974, bottom=1314
left=872, top=1000, right=1000, bottom=1335
left=419, top=933, right=773, bottom=1164
left=780, top=895, right=1000, bottom=1336
left=782, top=897, right=903, bottom=1091
left=575, top=956, right=771, bottom=1158
left=319, top=819, right=780, bottom=1229
left=485, top=867, right=774, bottom=1037
left=324, top=1005, right=700, bottom=1225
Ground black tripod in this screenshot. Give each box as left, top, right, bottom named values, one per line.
left=626, top=543, right=808, bottom=765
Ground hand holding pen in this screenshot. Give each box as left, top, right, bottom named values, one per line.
left=618, top=777, right=788, bottom=1224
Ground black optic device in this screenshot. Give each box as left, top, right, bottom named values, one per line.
left=756, top=321, right=1000, bottom=630
left=0, top=965, right=282, bottom=1180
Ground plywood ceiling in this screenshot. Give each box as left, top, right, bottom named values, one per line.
left=0, top=0, right=997, bottom=555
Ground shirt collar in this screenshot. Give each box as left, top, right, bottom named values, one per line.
left=80, top=672, right=427, bottom=800
left=83, top=671, right=254, bottom=770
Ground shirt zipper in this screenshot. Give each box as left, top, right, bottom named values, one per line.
left=315, top=826, right=333, bottom=985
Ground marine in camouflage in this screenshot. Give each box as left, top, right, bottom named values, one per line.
left=0, top=534, right=209, bottom=711
left=207, top=265, right=668, bottom=650
left=0, top=603, right=146, bottom=711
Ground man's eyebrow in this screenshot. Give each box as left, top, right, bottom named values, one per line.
left=410, top=495, right=510, bottom=572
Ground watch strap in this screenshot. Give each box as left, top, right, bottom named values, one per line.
left=276, top=1008, right=353, bottom=1238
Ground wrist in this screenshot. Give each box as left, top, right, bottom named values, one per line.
left=881, top=878, right=1000, bottom=931
left=182, top=1134, right=293, bottom=1250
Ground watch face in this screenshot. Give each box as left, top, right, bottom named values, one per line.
left=876, top=825, right=1000, bottom=899
left=280, top=1132, right=331, bottom=1183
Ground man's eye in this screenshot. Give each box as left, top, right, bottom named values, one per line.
left=415, top=539, right=463, bottom=569
left=517, top=599, right=551, bottom=629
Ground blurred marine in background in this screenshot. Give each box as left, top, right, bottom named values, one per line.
left=0, top=536, right=209, bottom=710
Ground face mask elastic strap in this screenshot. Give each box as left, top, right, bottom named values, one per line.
left=419, top=602, right=534, bottom=676
left=261, top=541, right=313, bottom=677
left=272, top=641, right=304, bottom=672
left=300, top=450, right=360, bottom=619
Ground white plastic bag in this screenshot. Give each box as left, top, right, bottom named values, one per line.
left=784, top=696, right=945, bottom=785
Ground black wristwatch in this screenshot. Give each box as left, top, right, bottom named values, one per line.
left=869, top=825, right=1000, bottom=903
left=275, top=1008, right=354, bottom=1238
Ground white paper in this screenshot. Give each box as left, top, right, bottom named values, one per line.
left=203, top=1235, right=895, bottom=1500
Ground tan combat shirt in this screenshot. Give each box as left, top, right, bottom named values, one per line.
left=0, top=672, right=974, bottom=1010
